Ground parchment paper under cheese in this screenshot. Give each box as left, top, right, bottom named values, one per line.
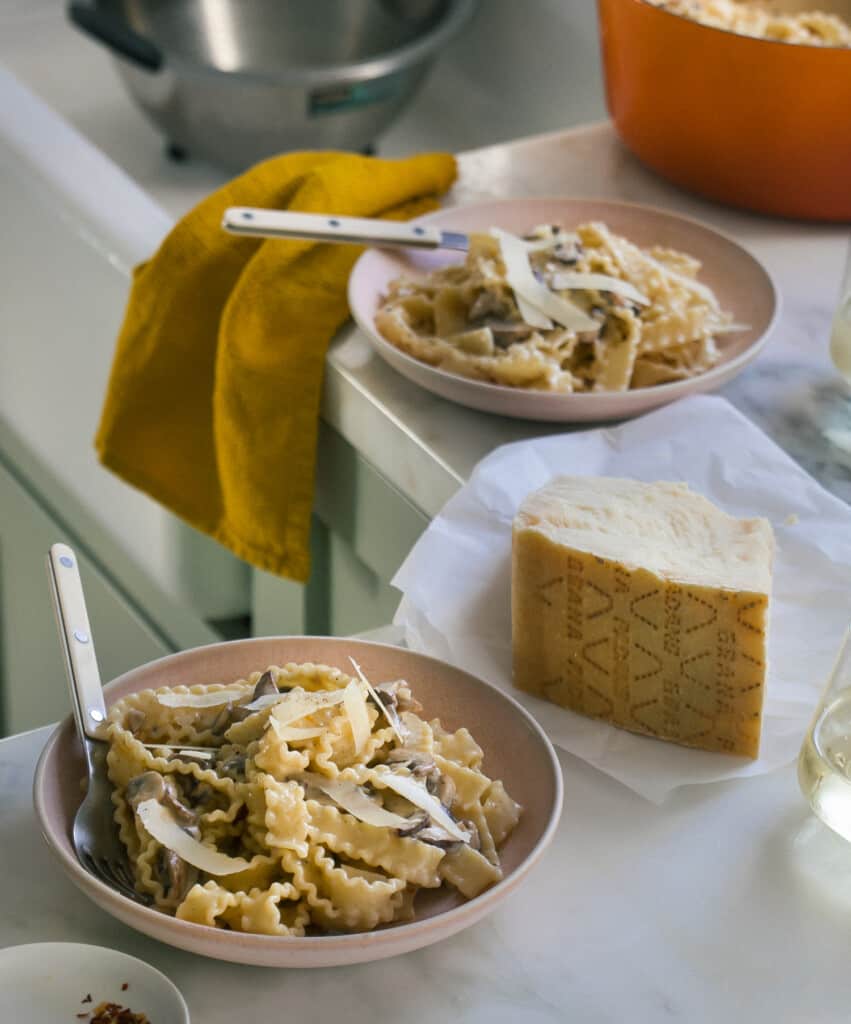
left=392, top=395, right=851, bottom=802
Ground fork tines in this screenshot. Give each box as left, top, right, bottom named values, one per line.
left=79, top=849, right=150, bottom=906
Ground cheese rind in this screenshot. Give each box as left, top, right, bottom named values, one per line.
left=511, top=477, right=773, bottom=758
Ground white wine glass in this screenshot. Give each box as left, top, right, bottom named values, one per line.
left=798, top=625, right=851, bottom=843
left=829, top=239, right=851, bottom=383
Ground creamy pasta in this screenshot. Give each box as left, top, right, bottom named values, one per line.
left=104, top=662, right=521, bottom=935
left=375, top=222, right=738, bottom=393
left=648, top=0, right=851, bottom=46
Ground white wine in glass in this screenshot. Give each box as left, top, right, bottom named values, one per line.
left=829, top=241, right=851, bottom=383
left=799, top=626, right=851, bottom=842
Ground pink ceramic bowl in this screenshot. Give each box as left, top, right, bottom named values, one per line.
left=348, top=197, right=778, bottom=422
left=33, top=636, right=563, bottom=968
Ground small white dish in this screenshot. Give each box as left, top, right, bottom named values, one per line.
left=347, top=196, right=779, bottom=423
left=0, top=942, right=189, bottom=1024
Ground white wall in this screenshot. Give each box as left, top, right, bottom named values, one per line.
left=382, top=0, right=607, bottom=156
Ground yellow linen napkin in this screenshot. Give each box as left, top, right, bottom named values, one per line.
left=95, top=151, right=457, bottom=583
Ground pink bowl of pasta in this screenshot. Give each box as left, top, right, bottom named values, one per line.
left=33, top=636, right=562, bottom=968
left=348, top=197, right=778, bottom=422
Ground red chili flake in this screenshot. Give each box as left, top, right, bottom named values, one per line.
left=76, top=1015, right=89, bottom=1020
left=89, top=1000, right=149, bottom=1024
left=82, top=994, right=93, bottom=1003
left=121, top=983, right=129, bottom=991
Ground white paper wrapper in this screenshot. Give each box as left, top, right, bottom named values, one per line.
left=392, top=395, right=851, bottom=803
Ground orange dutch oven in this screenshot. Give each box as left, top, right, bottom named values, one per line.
left=597, top=0, right=851, bottom=221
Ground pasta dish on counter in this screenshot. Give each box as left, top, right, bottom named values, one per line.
left=647, top=0, right=851, bottom=46
left=374, top=222, right=740, bottom=393
left=105, top=661, right=521, bottom=935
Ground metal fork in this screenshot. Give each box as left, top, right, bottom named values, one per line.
left=47, top=543, right=151, bottom=906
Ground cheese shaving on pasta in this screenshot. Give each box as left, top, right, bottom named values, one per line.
left=371, top=769, right=469, bottom=841
left=103, top=662, right=522, bottom=935
left=299, top=773, right=410, bottom=829
left=374, top=221, right=736, bottom=393
left=269, top=719, right=325, bottom=742
left=156, top=687, right=247, bottom=708
left=343, top=682, right=371, bottom=755
left=141, top=743, right=216, bottom=759
left=549, top=271, right=650, bottom=306
left=493, top=228, right=599, bottom=332
left=267, top=687, right=349, bottom=722
left=349, top=657, right=405, bottom=743
left=136, top=799, right=251, bottom=875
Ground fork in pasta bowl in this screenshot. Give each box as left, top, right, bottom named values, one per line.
left=46, top=543, right=152, bottom=906
left=33, top=628, right=562, bottom=968
left=347, top=196, right=778, bottom=422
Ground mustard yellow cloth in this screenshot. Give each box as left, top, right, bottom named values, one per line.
left=96, top=151, right=457, bottom=583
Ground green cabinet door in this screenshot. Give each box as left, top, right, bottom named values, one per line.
left=0, top=459, right=174, bottom=735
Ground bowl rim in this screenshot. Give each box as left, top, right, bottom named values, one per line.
left=113, top=0, right=479, bottom=86
left=633, top=0, right=851, bottom=53
left=348, top=193, right=781, bottom=406
left=33, top=635, right=564, bottom=958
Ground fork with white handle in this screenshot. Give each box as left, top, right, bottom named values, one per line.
left=221, top=207, right=470, bottom=252
left=47, top=543, right=149, bottom=906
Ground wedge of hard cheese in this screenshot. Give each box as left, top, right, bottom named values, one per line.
left=511, top=477, right=774, bottom=757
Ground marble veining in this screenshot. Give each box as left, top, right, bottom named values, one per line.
left=7, top=725, right=851, bottom=1022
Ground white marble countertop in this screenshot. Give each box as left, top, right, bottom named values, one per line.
left=5, top=672, right=851, bottom=1021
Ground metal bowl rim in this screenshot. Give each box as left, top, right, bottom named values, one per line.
left=114, top=0, right=477, bottom=85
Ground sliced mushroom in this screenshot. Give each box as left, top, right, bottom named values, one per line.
left=553, top=240, right=584, bottom=265
left=457, top=818, right=481, bottom=852
left=395, top=810, right=430, bottom=838
left=415, top=825, right=463, bottom=849
left=157, top=847, right=198, bottom=901
left=161, top=776, right=200, bottom=827
left=468, top=289, right=511, bottom=322
left=210, top=703, right=235, bottom=736
left=166, top=750, right=211, bottom=767
left=190, top=782, right=220, bottom=813
left=125, top=708, right=146, bottom=735
left=385, top=749, right=437, bottom=784
left=251, top=670, right=278, bottom=702
left=218, top=752, right=247, bottom=780
left=126, top=771, right=198, bottom=829
left=375, top=681, right=423, bottom=715
left=433, top=773, right=456, bottom=811
left=365, top=689, right=405, bottom=739
left=125, top=771, right=165, bottom=809
left=371, top=686, right=398, bottom=712
left=483, top=320, right=534, bottom=349
left=210, top=700, right=253, bottom=734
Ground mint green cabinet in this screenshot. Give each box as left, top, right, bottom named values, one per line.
left=0, top=457, right=174, bottom=735
left=252, top=423, right=428, bottom=639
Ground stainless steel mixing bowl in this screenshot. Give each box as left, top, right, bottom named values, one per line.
left=68, top=0, right=475, bottom=168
